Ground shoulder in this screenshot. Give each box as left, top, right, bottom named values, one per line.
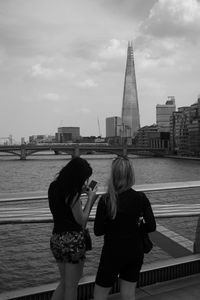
left=99, top=193, right=108, bottom=204
left=130, top=189, right=150, bottom=206
left=48, top=181, right=56, bottom=197
left=128, top=188, right=145, bottom=199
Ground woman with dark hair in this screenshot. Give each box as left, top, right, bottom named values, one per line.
left=93, top=156, right=156, bottom=300
left=48, top=157, right=97, bottom=300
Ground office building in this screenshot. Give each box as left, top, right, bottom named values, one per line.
left=156, top=96, right=176, bottom=132
left=106, top=117, right=122, bottom=137
left=106, top=116, right=122, bottom=144
left=121, top=41, right=140, bottom=139
left=56, top=127, right=80, bottom=143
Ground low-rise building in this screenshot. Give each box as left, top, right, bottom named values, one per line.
left=134, top=124, right=170, bottom=150
left=56, top=127, right=80, bottom=143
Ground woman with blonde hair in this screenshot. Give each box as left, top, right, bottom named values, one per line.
left=93, top=156, right=156, bottom=300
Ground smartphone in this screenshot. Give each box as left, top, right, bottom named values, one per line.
left=88, top=180, right=98, bottom=190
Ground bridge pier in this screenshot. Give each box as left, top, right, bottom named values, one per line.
left=20, top=145, right=26, bottom=160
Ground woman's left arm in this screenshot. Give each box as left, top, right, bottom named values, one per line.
left=142, top=193, right=156, bottom=233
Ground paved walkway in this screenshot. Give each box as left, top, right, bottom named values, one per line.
left=107, top=274, right=200, bottom=299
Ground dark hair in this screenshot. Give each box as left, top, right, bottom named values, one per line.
left=50, top=157, right=92, bottom=205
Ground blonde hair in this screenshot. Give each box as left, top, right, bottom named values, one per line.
left=107, top=156, right=135, bottom=219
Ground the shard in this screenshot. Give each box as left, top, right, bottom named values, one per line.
left=121, top=41, right=140, bottom=138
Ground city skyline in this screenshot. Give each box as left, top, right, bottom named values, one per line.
left=1, top=0, right=200, bottom=142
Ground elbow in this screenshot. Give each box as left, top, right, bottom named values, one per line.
left=94, top=230, right=102, bottom=237
left=94, top=225, right=104, bottom=236
left=146, top=221, right=156, bottom=233
left=149, top=221, right=156, bottom=232
left=152, top=223, right=156, bottom=232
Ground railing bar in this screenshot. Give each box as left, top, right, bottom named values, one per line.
left=1, top=182, right=200, bottom=203
left=0, top=211, right=200, bottom=225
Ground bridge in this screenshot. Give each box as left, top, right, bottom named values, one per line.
left=0, top=144, right=166, bottom=160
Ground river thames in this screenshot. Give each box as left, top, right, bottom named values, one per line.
left=0, top=154, right=200, bottom=293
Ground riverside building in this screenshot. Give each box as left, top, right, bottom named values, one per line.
left=156, top=96, right=176, bottom=132
left=170, top=97, right=200, bottom=155
left=134, top=124, right=170, bottom=150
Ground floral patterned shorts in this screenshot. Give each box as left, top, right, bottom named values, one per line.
left=50, top=230, right=86, bottom=264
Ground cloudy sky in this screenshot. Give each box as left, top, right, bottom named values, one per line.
left=1, top=0, right=200, bottom=142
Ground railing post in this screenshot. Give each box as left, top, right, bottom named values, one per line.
left=123, top=145, right=127, bottom=156
left=20, top=145, right=26, bottom=160
left=73, top=144, right=80, bottom=157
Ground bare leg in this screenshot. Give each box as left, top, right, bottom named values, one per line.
left=51, top=262, right=65, bottom=300
left=63, top=260, right=84, bottom=300
left=93, top=284, right=111, bottom=300
left=51, top=260, right=84, bottom=300
left=120, top=279, right=137, bottom=300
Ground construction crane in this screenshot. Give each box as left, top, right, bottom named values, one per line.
left=97, top=116, right=102, bottom=138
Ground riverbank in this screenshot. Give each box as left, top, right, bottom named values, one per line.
left=165, top=155, right=200, bottom=161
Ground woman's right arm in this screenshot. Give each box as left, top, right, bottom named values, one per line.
left=71, top=191, right=97, bottom=228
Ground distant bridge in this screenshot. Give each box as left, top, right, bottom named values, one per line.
left=0, top=144, right=166, bottom=160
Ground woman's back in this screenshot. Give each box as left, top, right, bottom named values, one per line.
left=94, top=188, right=156, bottom=241
left=48, top=181, right=82, bottom=233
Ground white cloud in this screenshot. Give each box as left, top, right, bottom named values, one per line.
left=77, top=79, right=98, bottom=88
left=30, top=63, right=74, bottom=79
left=89, top=61, right=106, bottom=71
left=80, top=108, right=90, bottom=114
left=142, top=0, right=200, bottom=39
left=40, top=93, right=60, bottom=102
left=99, top=39, right=126, bottom=59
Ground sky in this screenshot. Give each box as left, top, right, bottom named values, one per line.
left=1, top=0, right=200, bottom=142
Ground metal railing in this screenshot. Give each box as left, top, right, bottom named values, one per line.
left=1, top=183, right=200, bottom=299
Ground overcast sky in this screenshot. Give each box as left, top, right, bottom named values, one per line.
left=1, top=0, right=200, bottom=142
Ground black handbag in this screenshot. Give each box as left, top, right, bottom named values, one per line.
left=84, top=228, right=92, bottom=251
left=138, top=216, right=153, bottom=254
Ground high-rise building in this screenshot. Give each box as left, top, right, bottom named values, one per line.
left=121, top=41, right=140, bottom=139
left=106, top=116, right=122, bottom=137
left=156, top=96, right=176, bottom=132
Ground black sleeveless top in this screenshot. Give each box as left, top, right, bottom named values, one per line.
left=48, top=181, right=82, bottom=234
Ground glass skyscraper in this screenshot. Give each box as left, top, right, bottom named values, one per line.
left=121, top=41, right=140, bottom=138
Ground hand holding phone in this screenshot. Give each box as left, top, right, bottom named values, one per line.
left=88, top=180, right=98, bottom=191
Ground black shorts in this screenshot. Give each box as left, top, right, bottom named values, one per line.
left=95, top=244, right=143, bottom=287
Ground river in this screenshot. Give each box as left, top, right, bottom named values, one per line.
left=0, top=154, right=200, bottom=293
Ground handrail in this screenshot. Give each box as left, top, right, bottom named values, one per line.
left=1, top=182, right=200, bottom=224
left=1, top=180, right=200, bottom=202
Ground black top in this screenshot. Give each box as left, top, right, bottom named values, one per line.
left=48, top=181, right=82, bottom=234
left=94, top=188, right=156, bottom=243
